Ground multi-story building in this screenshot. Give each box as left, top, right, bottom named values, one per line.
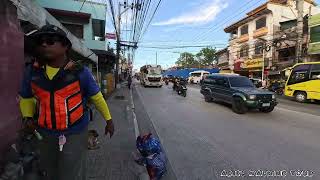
left=308, top=13, right=320, bottom=59
left=224, top=0, right=320, bottom=78
left=216, top=48, right=230, bottom=72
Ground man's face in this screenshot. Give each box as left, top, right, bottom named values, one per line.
left=35, top=35, right=68, bottom=61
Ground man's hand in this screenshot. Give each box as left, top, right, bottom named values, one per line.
left=105, top=120, right=114, bottom=138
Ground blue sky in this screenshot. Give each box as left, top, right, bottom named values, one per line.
left=106, top=0, right=320, bottom=70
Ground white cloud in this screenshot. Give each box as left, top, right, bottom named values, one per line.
left=153, top=0, right=228, bottom=26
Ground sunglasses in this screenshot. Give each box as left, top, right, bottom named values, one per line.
left=36, top=36, right=63, bottom=46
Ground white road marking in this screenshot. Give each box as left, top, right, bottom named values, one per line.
left=275, top=106, right=320, bottom=118
left=130, top=86, right=140, bottom=138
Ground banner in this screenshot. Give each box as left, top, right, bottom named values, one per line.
left=105, top=33, right=116, bottom=40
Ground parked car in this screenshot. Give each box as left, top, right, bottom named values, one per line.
left=200, top=74, right=278, bottom=114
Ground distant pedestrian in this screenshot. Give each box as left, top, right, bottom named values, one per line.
left=19, top=25, right=114, bottom=180
left=262, top=79, right=267, bottom=88
left=128, top=75, right=132, bottom=89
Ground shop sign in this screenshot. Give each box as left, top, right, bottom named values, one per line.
left=234, top=61, right=246, bottom=70
left=233, top=58, right=247, bottom=71
left=245, top=58, right=263, bottom=68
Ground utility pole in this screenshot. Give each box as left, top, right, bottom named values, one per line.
left=296, top=0, right=304, bottom=63
left=115, top=2, right=138, bottom=89
left=262, top=47, right=265, bottom=83
left=115, top=2, right=121, bottom=89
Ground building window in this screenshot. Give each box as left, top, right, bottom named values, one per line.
left=240, top=25, right=248, bottom=35
left=254, top=42, right=264, bottom=55
left=92, top=19, right=105, bottom=41
left=310, top=25, right=320, bottom=43
left=240, top=44, right=249, bottom=57
left=256, top=17, right=266, bottom=30
left=62, top=23, right=83, bottom=39
left=278, top=47, right=296, bottom=62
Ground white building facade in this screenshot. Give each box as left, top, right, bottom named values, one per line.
left=224, top=0, right=320, bottom=78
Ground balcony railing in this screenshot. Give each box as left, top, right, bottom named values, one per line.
left=253, top=27, right=268, bottom=38
left=238, top=34, right=249, bottom=43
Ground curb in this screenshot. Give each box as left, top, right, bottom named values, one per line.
left=133, top=84, right=178, bottom=180
left=129, top=84, right=150, bottom=180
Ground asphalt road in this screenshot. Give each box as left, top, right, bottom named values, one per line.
left=134, top=81, right=320, bottom=180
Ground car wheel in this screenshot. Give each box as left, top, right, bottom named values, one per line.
left=294, top=91, right=307, bottom=103
left=204, top=95, right=212, bottom=102
left=159, top=85, right=162, bottom=88
left=232, top=97, right=248, bottom=114
left=259, top=106, right=275, bottom=113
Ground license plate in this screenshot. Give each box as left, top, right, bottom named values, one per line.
left=262, top=103, right=270, bottom=107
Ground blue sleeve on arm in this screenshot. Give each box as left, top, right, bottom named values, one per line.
left=80, top=67, right=100, bottom=97
left=19, top=66, right=33, bottom=98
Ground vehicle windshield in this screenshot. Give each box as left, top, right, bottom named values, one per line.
left=229, top=77, right=254, bottom=87
left=191, top=73, right=201, bottom=77
left=148, top=68, right=161, bottom=75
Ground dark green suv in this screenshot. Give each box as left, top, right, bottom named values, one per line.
left=200, top=74, right=278, bottom=114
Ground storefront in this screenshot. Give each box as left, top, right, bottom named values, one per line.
left=218, top=62, right=232, bottom=73
left=233, top=57, right=272, bottom=78
left=233, top=59, right=249, bottom=76
left=245, top=58, right=262, bottom=77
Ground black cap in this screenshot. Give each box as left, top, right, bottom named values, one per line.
left=29, top=25, right=72, bottom=47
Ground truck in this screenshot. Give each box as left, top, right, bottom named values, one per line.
left=140, top=65, right=162, bottom=87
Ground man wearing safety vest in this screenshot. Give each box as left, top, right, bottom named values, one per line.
left=19, top=25, right=114, bottom=180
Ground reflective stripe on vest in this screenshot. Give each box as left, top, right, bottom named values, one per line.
left=31, top=81, right=84, bottom=130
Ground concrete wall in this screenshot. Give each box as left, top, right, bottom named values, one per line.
left=0, top=0, right=24, bottom=165
left=36, top=0, right=106, bottom=51
left=35, top=0, right=106, bottom=20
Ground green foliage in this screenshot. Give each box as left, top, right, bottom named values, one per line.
left=175, top=47, right=218, bottom=68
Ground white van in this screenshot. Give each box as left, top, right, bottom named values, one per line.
left=189, top=70, right=210, bottom=84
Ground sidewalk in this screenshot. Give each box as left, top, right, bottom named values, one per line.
left=86, top=84, right=146, bottom=180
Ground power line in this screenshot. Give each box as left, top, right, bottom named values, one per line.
left=136, top=0, right=152, bottom=41
left=139, top=45, right=225, bottom=49
left=132, top=0, right=140, bottom=42
left=108, top=0, right=119, bottom=38
left=79, top=0, right=87, bottom=12
left=193, top=0, right=264, bottom=43
left=139, top=0, right=162, bottom=42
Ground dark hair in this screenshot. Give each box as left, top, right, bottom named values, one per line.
left=56, top=35, right=72, bottom=50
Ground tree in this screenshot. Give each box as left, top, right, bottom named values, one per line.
left=175, top=52, right=197, bottom=68
left=196, top=47, right=218, bottom=67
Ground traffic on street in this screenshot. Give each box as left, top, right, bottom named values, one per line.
left=133, top=79, right=320, bottom=179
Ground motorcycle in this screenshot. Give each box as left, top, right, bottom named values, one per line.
left=268, top=82, right=284, bottom=96
left=172, top=80, right=177, bottom=91
left=176, top=82, right=187, bottom=97
left=165, top=79, right=169, bottom=85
